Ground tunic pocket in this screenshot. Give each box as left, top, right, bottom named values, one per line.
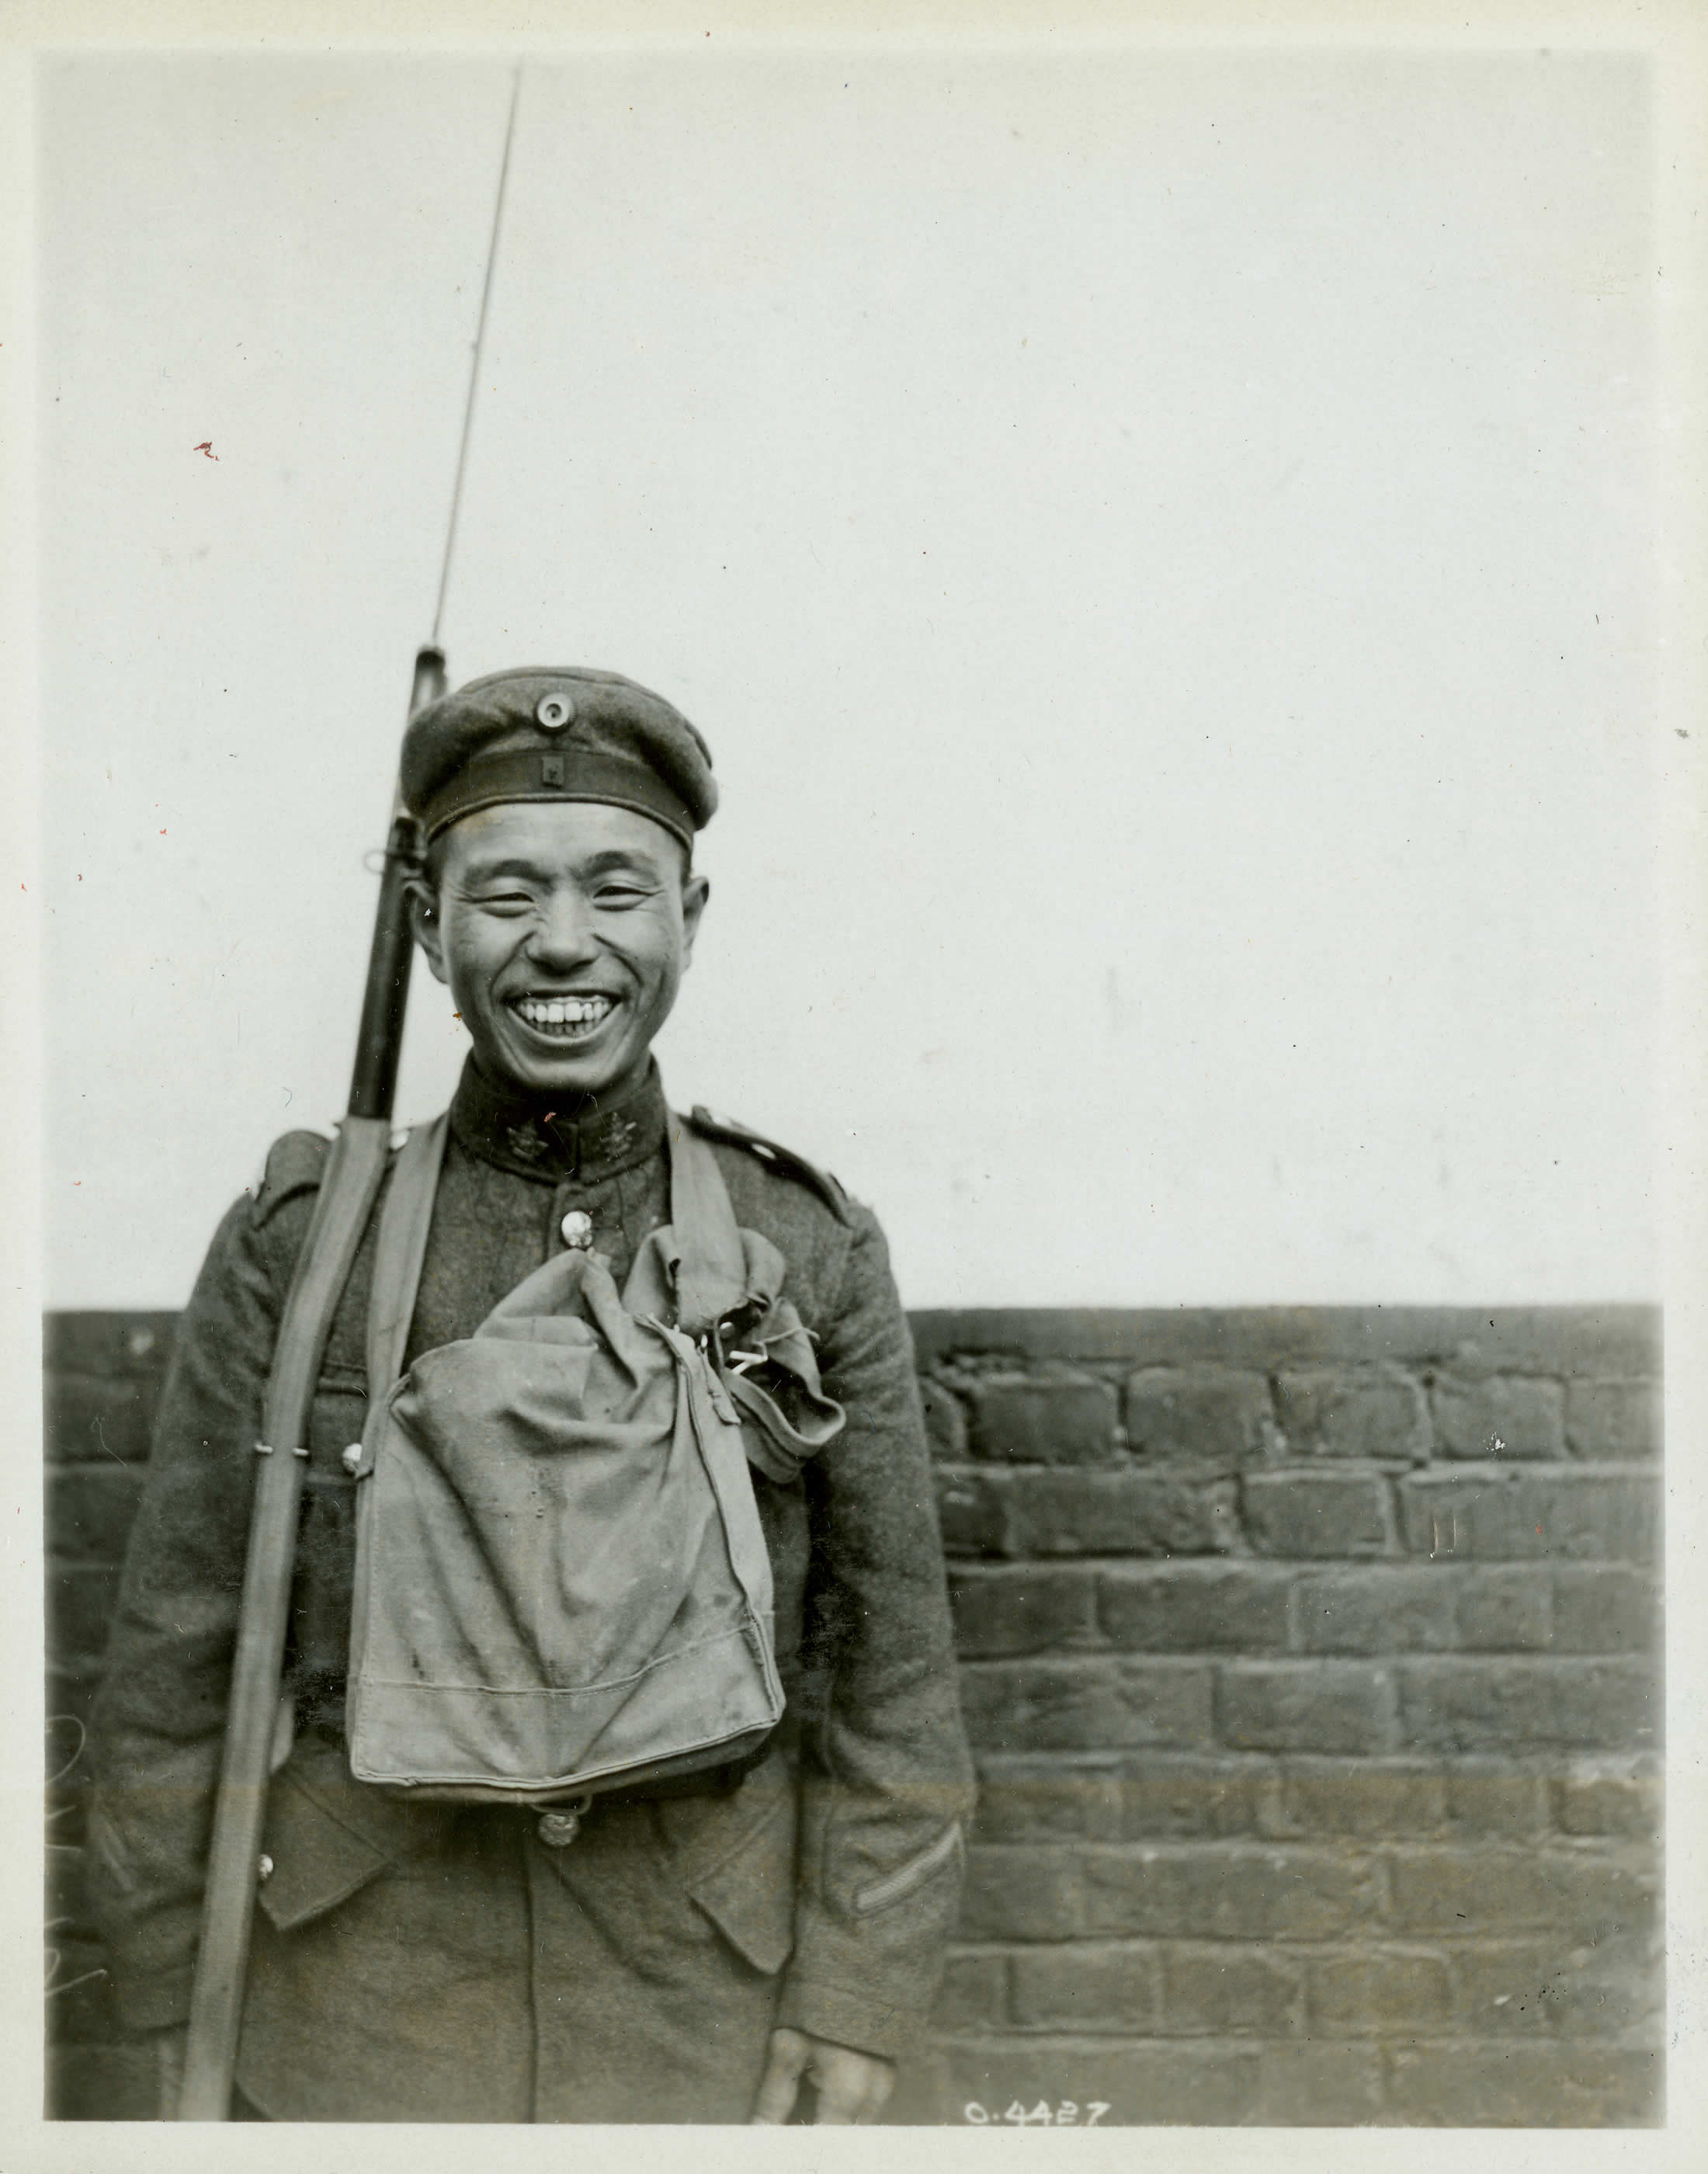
left=674, top=1754, right=800, bottom=1976
left=255, top=1769, right=391, bottom=1934
left=255, top=1740, right=450, bottom=1934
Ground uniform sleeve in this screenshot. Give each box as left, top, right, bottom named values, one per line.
left=84, top=1155, right=315, bottom=2032
left=775, top=1205, right=977, bottom=2062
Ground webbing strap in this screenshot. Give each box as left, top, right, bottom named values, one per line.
left=365, top=1114, right=449, bottom=1402
left=665, top=1118, right=748, bottom=1339
left=362, top=1107, right=746, bottom=1398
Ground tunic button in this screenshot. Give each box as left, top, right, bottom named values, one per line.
left=257, top=1854, right=274, bottom=1883
left=536, top=1808, right=583, bottom=1848
left=559, top=1210, right=594, bottom=1250
left=341, top=1443, right=363, bottom=1475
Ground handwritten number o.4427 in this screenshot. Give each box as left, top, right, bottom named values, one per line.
left=961, top=2099, right=1109, bottom=2127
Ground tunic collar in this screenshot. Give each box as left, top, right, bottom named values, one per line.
left=448, top=1055, right=669, bottom=1184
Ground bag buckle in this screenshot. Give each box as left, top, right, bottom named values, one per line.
left=535, top=1794, right=593, bottom=1849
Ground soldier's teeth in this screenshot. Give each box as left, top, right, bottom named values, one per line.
left=515, top=995, right=613, bottom=1031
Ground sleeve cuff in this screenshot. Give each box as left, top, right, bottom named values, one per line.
left=775, top=1973, right=918, bottom=2063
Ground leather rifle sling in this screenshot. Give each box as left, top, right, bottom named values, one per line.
left=366, top=1115, right=450, bottom=1399
left=177, top=1116, right=393, bottom=2119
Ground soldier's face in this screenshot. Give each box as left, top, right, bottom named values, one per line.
left=411, top=800, right=709, bottom=1101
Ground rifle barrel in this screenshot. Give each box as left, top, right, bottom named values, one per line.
left=177, top=644, right=447, bottom=2118
left=348, top=646, right=446, bottom=1119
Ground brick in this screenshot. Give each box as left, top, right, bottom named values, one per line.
left=934, top=2034, right=1261, bottom=2126
left=1293, top=1565, right=1455, bottom=1654
left=958, top=1848, right=1083, bottom=1941
left=1385, top=1845, right=1658, bottom=1939
left=1123, top=1366, right=1272, bottom=1464
left=47, top=2043, right=161, bottom=2121
left=949, top=1568, right=1098, bottom=1658
left=972, top=1759, right=1120, bottom=1843
left=1432, top=1374, right=1564, bottom=1460
left=1442, top=1766, right=1549, bottom=1836
left=47, top=1666, right=104, bottom=1744
left=1454, top=1566, right=1552, bottom=1651
left=43, top=1370, right=158, bottom=1464
left=958, top=1659, right=1212, bottom=1753
left=47, top=1562, right=123, bottom=1672
left=1308, top=1948, right=1452, bottom=2033
left=1005, top=1470, right=1240, bottom=1557
left=1453, top=1931, right=1661, bottom=2038
left=1435, top=1309, right=1659, bottom=1380
left=932, top=1950, right=1009, bottom=2029
left=43, top=1310, right=179, bottom=1380
left=1159, top=1943, right=1302, bottom=2033
left=1078, top=1843, right=1383, bottom=1941
left=1217, top=1663, right=1396, bottom=1756
left=966, top=1374, right=1118, bottom=1464
left=1565, top=1377, right=1660, bottom=1460
left=1552, top=1565, right=1661, bottom=1654
left=1251, top=2042, right=1384, bottom=2124
left=883, top=2049, right=950, bottom=2124
left=1010, top=1943, right=1160, bottom=2030
left=45, top=1936, right=117, bottom=2044
left=1384, top=2042, right=1661, bottom=2125
left=920, top=1377, right=968, bottom=1462
left=1275, top=1365, right=1430, bottom=1460
left=1397, top=1468, right=1660, bottom=1563
left=1097, top=1564, right=1290, bottom=1652
left=1398, top=1658, right=1659, bottom=1755
left=46, top=1464, right=147, bottom=1565
left=1554, top=1772, right=1661, bottom=1839
left=46, top=1842, right=92, bottom=1936
left=47, top=1685, right=99, bottom=1843
left=1115, top=1756, right=1269, bottom=1839
left=934, top=1469, right=1008, bottom=1557
left=1241, top=1471, right=1394, bottom=1558
left=1276, top=1760, right=1445, bottom=1838
left=906, top=1305, right=1660, bottom=1379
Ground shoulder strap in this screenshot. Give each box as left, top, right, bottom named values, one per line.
left=666, top=1113, right=750, bottom=1339
left=363, top=1107, right=744, bottom=1380
left=365, top=1113, right=450, bottom=1400
left=683, top=1105, right=852, bottom=1224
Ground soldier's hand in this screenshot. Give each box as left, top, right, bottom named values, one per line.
left=750, top=2025, right=894, bottom=2124
left=152, top=2023, right=189, bottom=2119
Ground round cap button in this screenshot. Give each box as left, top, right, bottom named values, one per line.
left=536, top=692, right=575, bottom=731
left=560, top=1210, right=594, bottom=1250
left=536, top=1809, right=582, bottom=1849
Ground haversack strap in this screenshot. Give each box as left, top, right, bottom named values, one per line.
left=365, top=1114, right=450, bottom=1402
left=665, top=1117, right=749, bottom=1339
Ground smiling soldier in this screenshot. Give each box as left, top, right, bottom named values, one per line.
left=85, top=668, right=977, bottom=2124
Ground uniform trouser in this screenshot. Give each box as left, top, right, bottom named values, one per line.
left=234, top=1745, right=795, bottom=2123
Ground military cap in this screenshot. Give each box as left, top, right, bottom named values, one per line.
left=401, top=666, right=717, bottom=852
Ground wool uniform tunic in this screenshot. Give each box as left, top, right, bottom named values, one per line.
left=86, top=1059, right=976, bottom=2123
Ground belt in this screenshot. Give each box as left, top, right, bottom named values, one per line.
left=584, top=1735, right=775, bottom=1812
left=529, top=1749, right=769, bottom=1849
left=591, top=1759, right=752, bottom=1808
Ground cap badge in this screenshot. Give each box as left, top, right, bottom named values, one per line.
left=536, top=693, right=575, bottom=731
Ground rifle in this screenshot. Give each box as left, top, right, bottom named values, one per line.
left=176, top=70, right=520, bottom=2120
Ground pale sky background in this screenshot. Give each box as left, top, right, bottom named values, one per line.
left=39, top=45, right=1660, bottom=1311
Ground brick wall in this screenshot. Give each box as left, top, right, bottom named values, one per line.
left=44, top=1305, right=1663, bottom=2125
